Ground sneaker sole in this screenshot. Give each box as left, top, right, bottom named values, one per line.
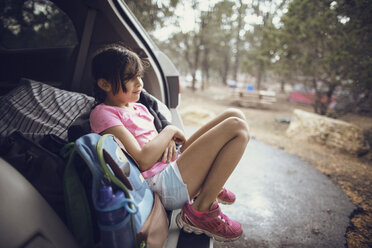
left=176, top=213, right=241, bottom=242
left=217, top=198, right=235, bottom=205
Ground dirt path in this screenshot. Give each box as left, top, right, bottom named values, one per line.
left=178, top=86, right=372, bottom=248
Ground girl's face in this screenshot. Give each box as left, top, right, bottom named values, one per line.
left=122, top=76, right=144, bottom=103
left=105, top=77, right=143, bottom=107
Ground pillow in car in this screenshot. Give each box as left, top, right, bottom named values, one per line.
left=0, top=78, right=94, bottom=145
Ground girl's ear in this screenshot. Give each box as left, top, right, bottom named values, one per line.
left=97, top=79, right=111, bottom=92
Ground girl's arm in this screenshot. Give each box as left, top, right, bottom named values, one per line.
left=101, top=125, right=185, bottom=171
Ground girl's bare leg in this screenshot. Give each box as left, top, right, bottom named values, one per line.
left=177, top=115, right=250, bottom=211
left=180, top=108, right=247, bottom=153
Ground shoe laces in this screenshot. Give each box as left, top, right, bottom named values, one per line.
left=218, top=211, right=232, bottom=225
left=209, top=201, right=232, bottom=226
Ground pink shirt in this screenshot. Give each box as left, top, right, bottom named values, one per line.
left=90, top=103, right=169, bottom=178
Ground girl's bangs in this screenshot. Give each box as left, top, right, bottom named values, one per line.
left=124, top=54, right=144, bottom=81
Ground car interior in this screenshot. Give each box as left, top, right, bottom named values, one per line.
left=0, top=0, right=211, bottom=247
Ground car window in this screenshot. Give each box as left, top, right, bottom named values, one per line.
left=0, top=0, right=77, bottom=49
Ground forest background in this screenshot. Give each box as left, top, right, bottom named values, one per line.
left=127, top=0, right=371, bottom=117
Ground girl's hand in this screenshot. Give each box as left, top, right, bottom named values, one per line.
left=161, top=140, right=177, bottom=163
left=160, top=125, right=186, bottom=162
left=170, top=125, right=186, bottom=145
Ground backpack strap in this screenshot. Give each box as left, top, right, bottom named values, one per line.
left=61, top=143, right=94, bottom=248
left=95, top=134, right=138, bottom=245
left=96, top=134, right=133, bottom=196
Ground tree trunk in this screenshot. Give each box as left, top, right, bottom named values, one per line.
left=191, top=71, right=197, bottom=91
left=201, top=47, right=210, bottom=91
left=221, top=51, right=230, bottom=85
left=191, top=33, right=201, bottom=91
left=320, top=83, right=336, bottom=115
left=312, top=78, right=321, bottom=114
left=233, top=0, right=245, bottom=81
left=220, top=65, right=227, bottom=85
left=280, top=80, right=285, bottom=93
left=256, top=67, right=263, bottom=90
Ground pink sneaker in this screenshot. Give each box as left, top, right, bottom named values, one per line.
left=176, top=202, right=242, bottom=242
left=217, top=188, right=236, bottom=205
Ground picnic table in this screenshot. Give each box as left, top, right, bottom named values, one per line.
left=229, top=88, right=277, bottom=107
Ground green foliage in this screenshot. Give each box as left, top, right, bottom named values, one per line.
left=208, top=0, right=235, bottom=85
left=125, top=0, right=179, bottom=32
left=0, top=0, right=77, bottom=49
left=157, top=0, right=239, bottom=88
left=277, top=0, right=371, bottom=114
left=335, top=0, right=372, bottom=91
left=130, top=0, right=370, bottom=114
left=157, top=0, right=250, bottom=87
left=278, top=0, right=344, bottom=114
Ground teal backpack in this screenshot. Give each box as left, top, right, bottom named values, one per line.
left=62, top=133, right=169, bottom=248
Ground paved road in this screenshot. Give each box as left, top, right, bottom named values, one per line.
left=184, top=126, right=356, bottom=248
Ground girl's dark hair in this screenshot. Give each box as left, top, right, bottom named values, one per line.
left=91, top=44, right=146, bottom=104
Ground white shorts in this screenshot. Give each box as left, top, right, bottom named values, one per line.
left=145, top=161, right=190, bottom=210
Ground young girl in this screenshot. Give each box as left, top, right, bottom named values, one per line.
left=89, top=44, right=250, bottom=242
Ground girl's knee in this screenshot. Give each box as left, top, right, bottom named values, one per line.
left=237, top=118, right=250, bottom=142
left=223, top=108, right=246, bottom=120
left=225, top=117, right=250, bottom=140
